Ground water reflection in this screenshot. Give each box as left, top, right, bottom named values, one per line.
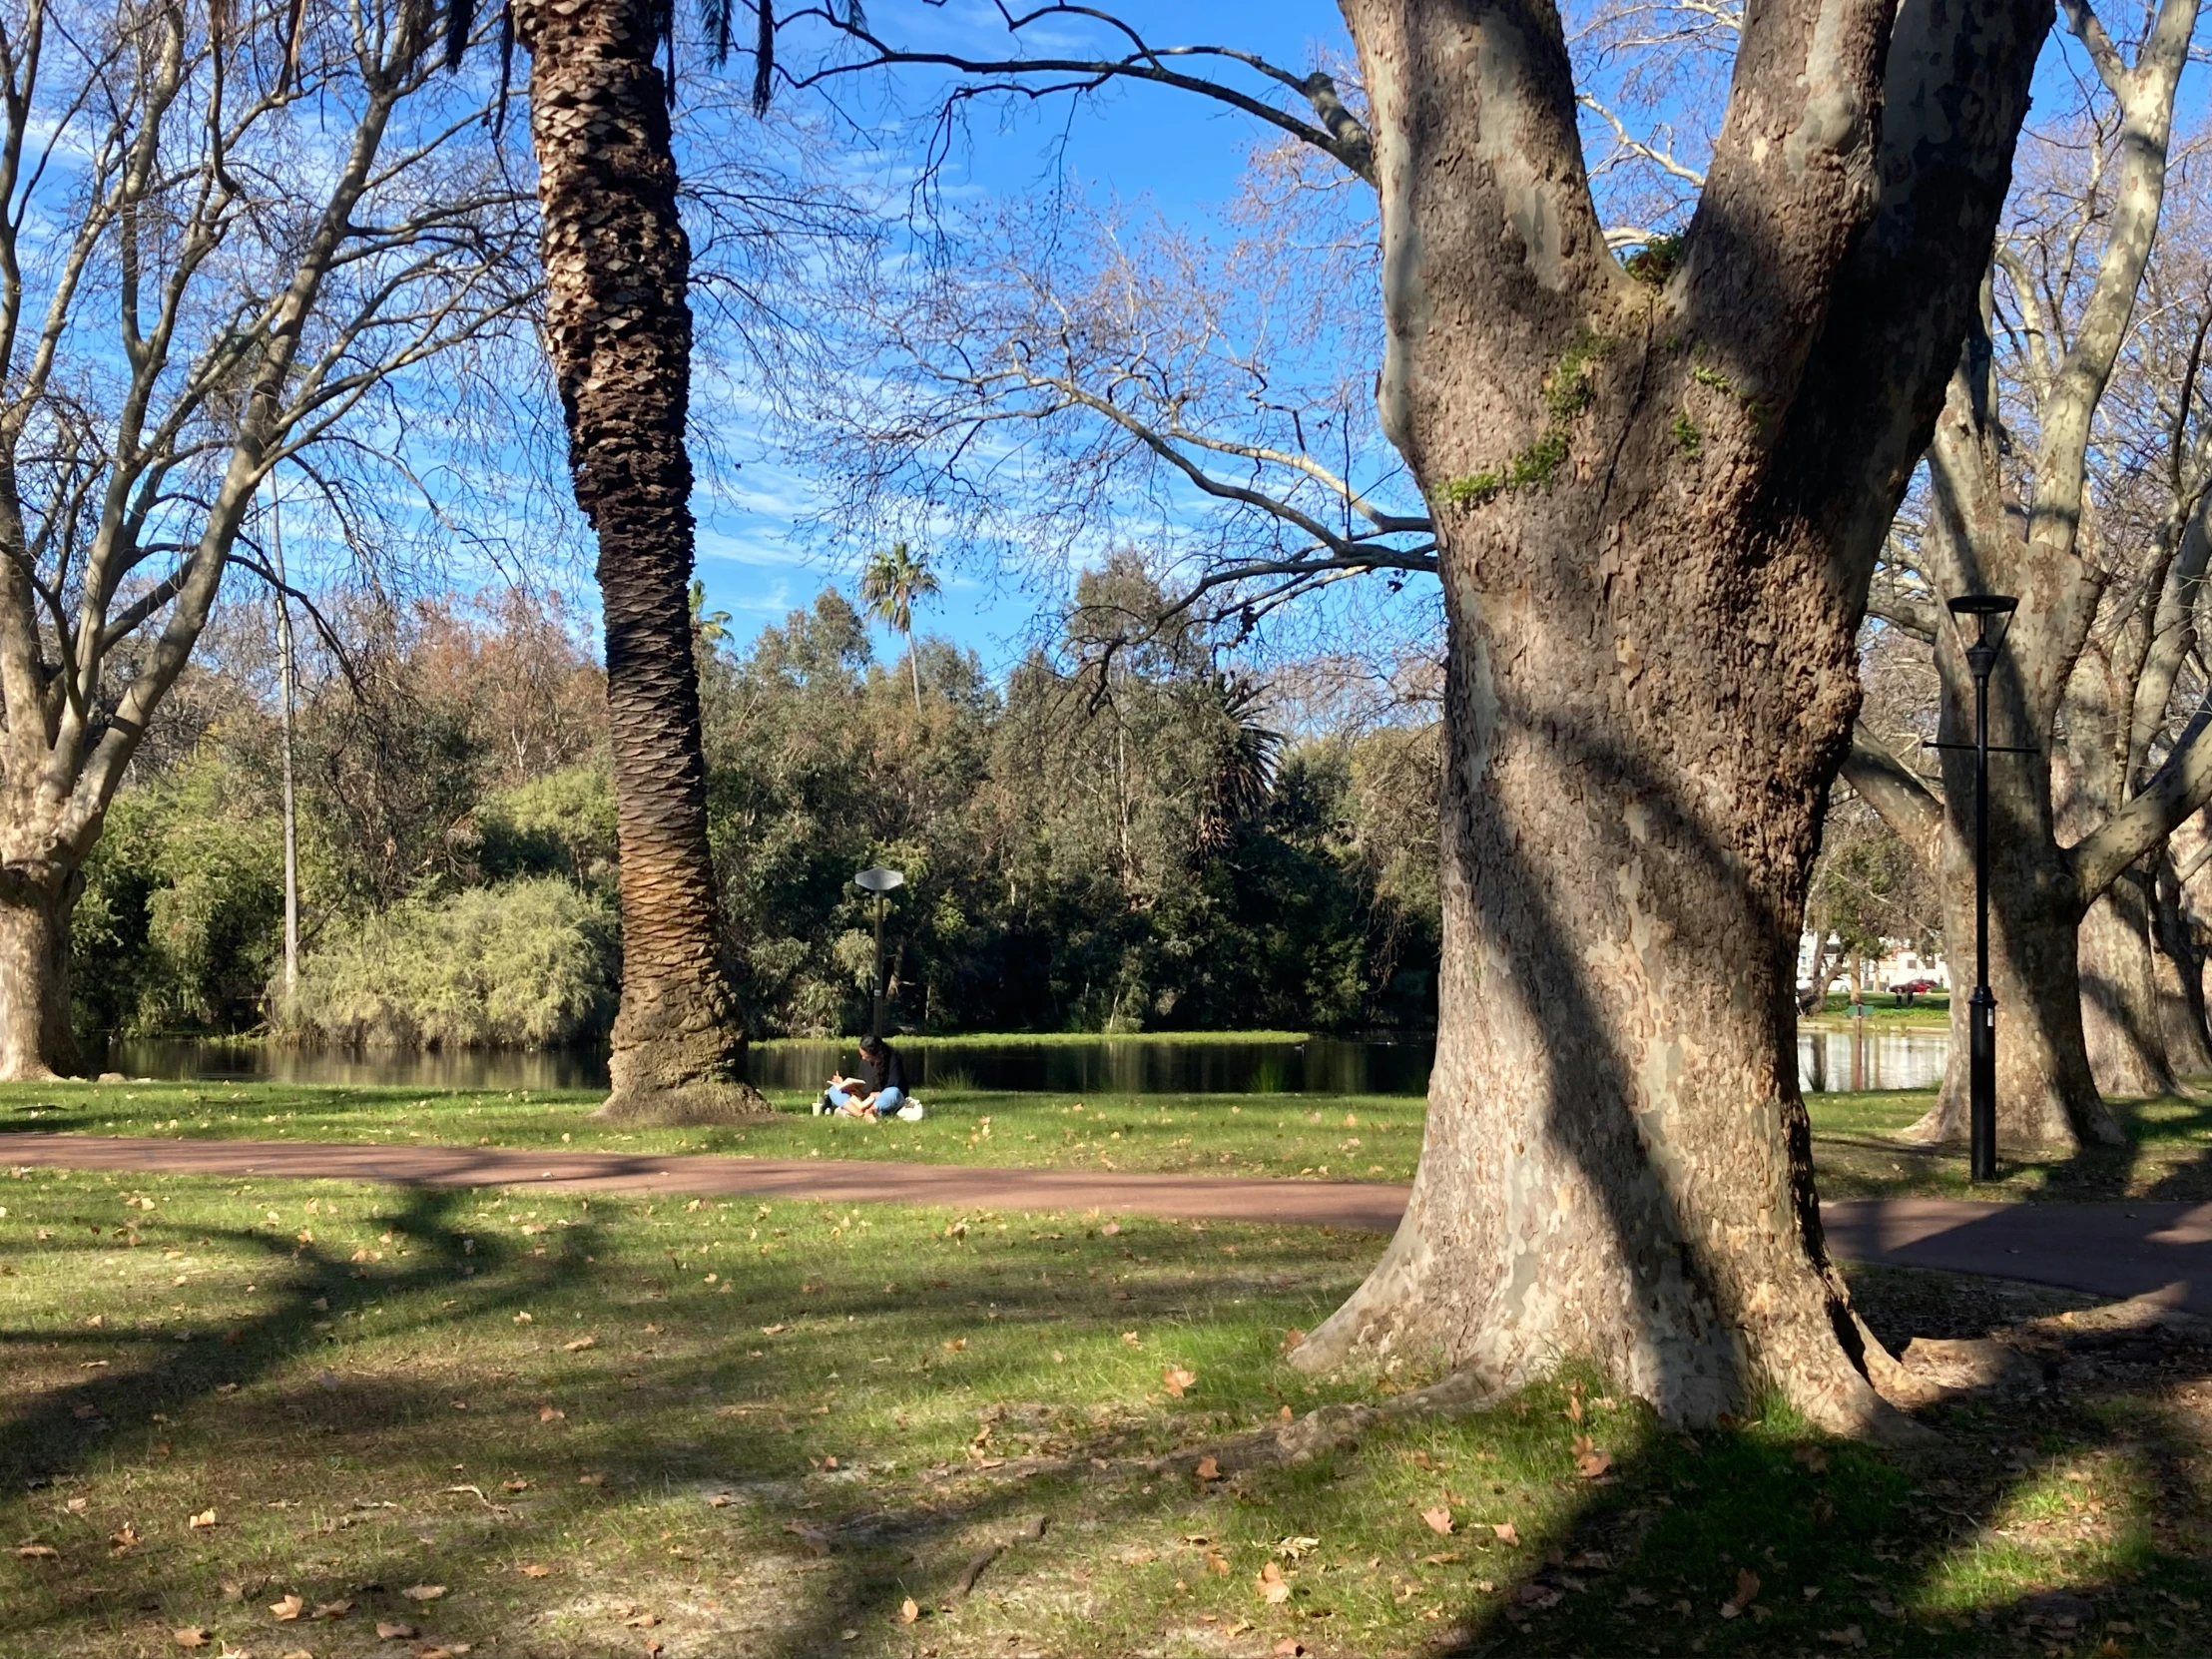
left=1796, top=1029, right=1946, bottom=1093
left=105, top=1028, right=1943, bottom=1098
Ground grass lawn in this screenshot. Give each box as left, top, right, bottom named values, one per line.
left=15, top=1077, right=2212, bottom=1205
left=1800, top=993, right=1951, bottom=1029
left=0, top=1081, right=1432, bottom=1184
left=4, top=1166, right=2210, bottom=1657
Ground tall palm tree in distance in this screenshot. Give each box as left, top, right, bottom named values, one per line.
left=859, top=540, right=941, bottom=710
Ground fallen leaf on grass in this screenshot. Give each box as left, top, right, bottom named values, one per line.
left=501, top=1479, right=529, bottom=1492
left=1273, top=1640, right=1307, bottom=1657
left=1226, top=1620, right=1253, bottom=1637
left=1421, top=1506, right=1454, bottom=1536
left=1120, top=1331, right=1140, bottom=1346
left=1572, top=1434, right=1612, bottom=1479
left=622, top=1612, right=659, bottom=1628
left=1820, top=1626, right=1866, bottom=1648
left=519, top=1564, right=550, bottom=1578
left=1721, top=1567, right=1761, bottom=1619
left=109, top=1526, right=140, bottom=1555
left=400, top=1584, right=445, bottom=1601
left=1794, top=1442, right=1831, bottom=1474
left=1162, top=1367, right=1197, bottom=1397
left=577, top=1473, right=606, bottom=1486
left=1206, top=1552, right=1230, bottom=1576
left=375, top=1621, right=415, bottom=1639
left=189, top=1508, right=217, bottom=1529
left=310, top=1601, right=351, bottom=1619
left=1280, top=1328, right=1305, bottom=1352
left=15, top=1543, right=56, bottom=1558
left=899, top=1598, right=919, bottom=1624
left=1491, top=1521, right=1519, bottom=1545
left=270, top=1594, right=303, bottom=1621
left=1423, top=1553, right=1459, bottom=1566
left=1276, top=1536, right=1320, bottom=1559
left=941, top=1339, right=967, bottom=1353
left=172, top=1630, right=208, bottom=1649
left=1194, top=1455, right=1221, bottom=1482
left=1256, top=1561, right=1292, bottom=1604
left=537, top=1405, right=564, bottom=1423
left=562, top=1336, right=595, bottom=1352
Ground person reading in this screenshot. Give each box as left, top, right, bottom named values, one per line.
left=816, top=1033, right=917, bottom=1119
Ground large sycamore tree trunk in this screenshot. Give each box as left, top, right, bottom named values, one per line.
left=1292, top=0, right=2049, bottom=1431
left=517, top=0, right=765, bottom=1122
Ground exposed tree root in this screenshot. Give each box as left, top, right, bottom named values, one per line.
left=591, top=1079, right=775, bottom=1125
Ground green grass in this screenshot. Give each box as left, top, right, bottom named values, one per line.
left=2, top=1170, right=2208, bottom=1656
left=1807, top=1089, right=2212, bottom=1203
left=1800, top=992, right=1951, bottom=1029
left=756, top=1030, right=1319, bottom=1048
left=18, top=1074, right=2212, bottom=1206
left=0, top=1080, right=1430, bottom=1183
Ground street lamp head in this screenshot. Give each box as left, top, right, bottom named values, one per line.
left=854, top=866, right=905, bottom=894
left=1946, top=591, right=2018, bottom=664
left=1945, top=593, right=2018, bottom=618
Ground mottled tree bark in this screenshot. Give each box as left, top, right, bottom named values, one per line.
left=517, top=0, right=766, bottom=1121
left=2153, top=855, right=2212, bottom=1076
left=2078, top=876, right=2176, bottom=1097
left=0, top=862, right=78, bottom=1079
left=1292, top=0, right=2049, bottom=1431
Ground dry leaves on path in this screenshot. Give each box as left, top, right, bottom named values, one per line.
left=375, top=1620, right=416, bottom=1639
left=1194, top=1455, right=1221, bottom=1482
left=172, top=1630, right=208, bottom=1649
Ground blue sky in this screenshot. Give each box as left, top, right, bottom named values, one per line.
left=687, top=0, right=1367, bottom=671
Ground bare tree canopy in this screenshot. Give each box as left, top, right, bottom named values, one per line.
left=0, top=0, right=535, bottom=1075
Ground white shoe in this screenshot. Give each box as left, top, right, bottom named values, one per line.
left=896, top=1102, right=925, bottom=1122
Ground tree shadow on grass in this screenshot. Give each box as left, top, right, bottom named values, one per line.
left=1417, top=1273, right=2212, bottom=1656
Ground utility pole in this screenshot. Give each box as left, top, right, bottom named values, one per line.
left=271, top=471, right=299, bottom=1014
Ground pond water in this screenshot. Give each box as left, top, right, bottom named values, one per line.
left=106, top=1028, right=1945, bottom=1097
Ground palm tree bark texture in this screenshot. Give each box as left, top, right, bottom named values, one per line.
left=1288, top=0, right=2050, bottom=1433
left=514, top=0, right=765, bottom=1121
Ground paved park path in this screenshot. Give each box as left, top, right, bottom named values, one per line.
left=8, top=1132, right=2211, bottom=1316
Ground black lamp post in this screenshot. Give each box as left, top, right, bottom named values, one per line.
left=853, top=866, right=905, bottom=1041
left=1944, top=593, right=2018, bottom=1183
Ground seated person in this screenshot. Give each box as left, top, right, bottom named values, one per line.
left=816, top=1033, right=913, bottom=1119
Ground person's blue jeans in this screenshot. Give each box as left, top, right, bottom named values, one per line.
left=825, top=1085, right=904, bottom=1115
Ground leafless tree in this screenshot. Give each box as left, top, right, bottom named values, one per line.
left=0, top=0, right=534, bottom=1075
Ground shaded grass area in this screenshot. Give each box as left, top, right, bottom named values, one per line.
left=3, top=1171, right=2211, bottom=1657
left=0, top=1080, right=1430, bottom=1182
left=1810, top=1091, right=2212, bottom=1204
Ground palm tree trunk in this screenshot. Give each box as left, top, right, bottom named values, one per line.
left=517, top=0, right=764, bottom=1121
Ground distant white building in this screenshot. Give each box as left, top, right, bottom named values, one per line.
left=1796, top=933, right=1949, bottom=995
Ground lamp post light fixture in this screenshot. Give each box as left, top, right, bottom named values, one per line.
left=1943, top=593, right=2020, bottom=1184
left=854, top=866, right=905, bottom=1041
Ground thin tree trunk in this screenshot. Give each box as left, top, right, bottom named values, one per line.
left=0, top=865, right=79, bottom=1080
left=2078, top=873, right=2178, bottom=1097
left=517, top=0, right=765, bottom=1122
left=2154, top=854, right=2212, bottom=1077
left=907, top=628, right=922, bottom=711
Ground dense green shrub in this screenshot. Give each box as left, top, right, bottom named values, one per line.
left=73, top=752, right=287, bottom=1038
left=290, top=877, right=617, bottom=1049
